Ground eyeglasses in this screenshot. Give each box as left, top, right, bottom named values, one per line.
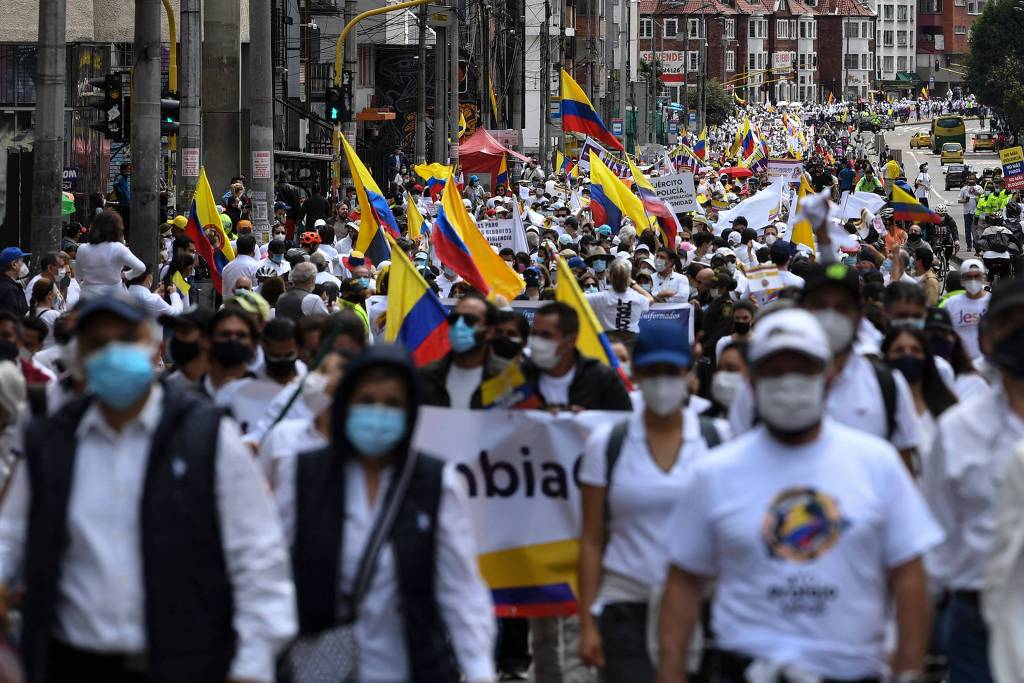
left=447, top=312, right=482, bottom=327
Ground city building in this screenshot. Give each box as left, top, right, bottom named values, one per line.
left=871, top=0, right=919, bottom=96
left=816, top=0, right=877, bottom=101
left=916, top=0, right=983, bottom=96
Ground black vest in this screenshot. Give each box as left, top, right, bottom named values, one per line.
left=291, top=448, right=457, bottom=683
left=21, top=385, right=236, bottom=683
left=276, top=287, right=313, bottom=322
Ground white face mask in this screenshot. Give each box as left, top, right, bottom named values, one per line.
left=638, top=376, right=689, bottom=416
left=711, top=370, right=743, bottom=407
left=528, top=336, right=562, bottom=371
left=810, top=309, right=855, bottom=354
left=764, top=234, right=777, bottom=246
left=58, top=267, right=67, bottom=279
left=964, top=279, right=985, bottom=296
left=16, top=262, right=28, bottom=279
left=725, top=262, right=737, bottom=275
left=301, top=371, right=332, bottom=415
left=755, top=373, right=827, bottom=434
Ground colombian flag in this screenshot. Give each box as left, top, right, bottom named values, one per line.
left=890, top=184, right=941, bottom=223
left=496, top=154, right=508, bottom=191
left=921, top=86, right=929, bottom=101
left=342, top=136, right=400, bottom=265
left=433, top=176, right=490, bottom=293
left=406, top=194, right=430, bottom=241
left=415, top=162, right=450, bottom=201
left=384, top=237, right=450, bottom=366
left=185, top=168, right=235, bottom=293
left=627, top=156, right=680, bottom=248
left=741, top=117, right=757, bottom=159
left=693, top=127, right=707, bottom=160
left=555, top=257, right=632, bottom=390
left=560, top=69, right=624, bottom=152
left=588, top=151, right=649, bottom=234
left=788, top=175, right=816, bottom=251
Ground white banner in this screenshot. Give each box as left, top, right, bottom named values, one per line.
left=766, top=159, right=804, bottom=184
left=650, top=172, right=699, bottom=213
left=478, top=219, right=517, bottom=251
left=412, top=407, right=626, bottom=616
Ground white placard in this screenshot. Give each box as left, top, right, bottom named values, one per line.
left=478, top=219, right=517, bottom=251
left=252, top=150, right=272, bottom=179
left=650, top=172, right=699, bottom=213
left=182, top=148, right=200, bottom=177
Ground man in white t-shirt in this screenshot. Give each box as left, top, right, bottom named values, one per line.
left=914, top=162, right=932, bottom=207
left=658, top=308, right=942, bottom=682
left=942, top=259, right=990, bottom=361
left=418, top=293, right=504, bottom=409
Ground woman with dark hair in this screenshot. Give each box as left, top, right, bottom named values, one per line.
left=882, top=324, right=958, bottom=456
left=74, top=210, right=146, bottom=299
left=161, top=253, right=196, bottom=308
left=277, top=344, right=496, bottom=683
left=29, top=278, right=60, bottom=350
left=923, top=306, right=989, bottom=401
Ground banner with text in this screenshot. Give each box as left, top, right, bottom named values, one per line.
left=413, top=407, right=628, bottom=617
left=650, top=172, right=699, bottom=212
left=766, top=159, right=804, bottom=184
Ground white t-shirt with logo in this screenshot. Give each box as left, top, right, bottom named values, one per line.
left=666, top=420, right=943, bottom=678
left=579, top=410, right=711, bottom=586
left=942, top=292, right=990, bottom=361
left=586, top=289, right=651, bottom=334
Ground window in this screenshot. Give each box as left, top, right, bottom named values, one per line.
left=749, top=17, right=767, bottom=38
left=955, top=0, right=965, bottom=5
left=919, top=0, right=942, bottom=12
left=883, top=29, right=894, bottom=45
left=687, top=18, right=702, bottom=38
left=726, top=50, right=735, bottom=72
left=967, top=0, right=982, bottom=12
left=799, top=53, right=806, bottom=69
left=883, top=55, right=895, bottom=72
left=883, top=5, right=894, bottom=19
left=844, top=53, right=860, bottom=69
left=639, top=17, right=653, bottom=38
left=749, top=52, right=757, bottom=69
left=897, top=29, right=908, bottom=45
left=862, top=21, right=870, bottom=34
left=725, top=18, right=735, bottom=39
left=897, top=5, right=909, bottom=19
left=663, top=18, right=678, bottom=37
left=954, top=24, right=967, bottom=33
left=777, top=18, right=789, bottom=38
left=688, top=51, right=700, bottom=71
left=897, top=55, right=907, bottom=70
left=791, top=20, right=798, bottom=36
left=861, top=53, right=869, bottom=69
left=845, top=20, right=860, bottom=37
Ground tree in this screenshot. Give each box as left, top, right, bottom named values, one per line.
left=686, top=79, right=734, bottom=127
left=966, top=0, right=1024, bottom=133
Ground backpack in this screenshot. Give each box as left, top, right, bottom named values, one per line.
left=604, top=414, right=722, bottom=488
left=988, top=229, right=1011, bottom=254
left=867, top=358, right=897, bottom=440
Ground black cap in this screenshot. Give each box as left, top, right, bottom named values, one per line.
left=342, top=277, right=366, bottom=294
left=924, top=306, right=954, bottom=332
left=730, top=216, right=749, bottom=226
left=801, top=263, right=861, bottom=303
left=769, top=239, right=796, bottom=261
left=158, top=305, right=213, bottom=331
left=76, top=296, right=148, bottom=332
left=987, top=278, right=1024, bottom=319
left=523, top=266, right=542, bottom=289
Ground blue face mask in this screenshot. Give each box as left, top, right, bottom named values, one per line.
left=449, top=315, right=480, bottom=354
left=585, top=285, right=599, bottom=294
left=345, top=404, right=407, bottom=457
left=414, top=258, right=427, bottom=268
left=592, top=260, right=607, bottom=273
left=882, top=259, right=893, bottom=271
left=357, top=276, right=370, bottom=289
left=85, top=342, right=154, bottom=409
left=270, top=254, right=283, bottom=264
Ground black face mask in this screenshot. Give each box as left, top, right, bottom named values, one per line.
left=169, top=336, right=201, bottom=367
left=211, top=339, right=253, bottom=368
left=491, top=336, right=524, bottom=360
left=991, top=326, right=1024, bottom=378
left=733, top=321, right=751, bottom=335
left=889, top=355, right=925, bottom=384
left=929, top=336, right=955, bottom=361
left=0, top=340, right=17, bottom=362
left=265, top=353, right=297, bottom=380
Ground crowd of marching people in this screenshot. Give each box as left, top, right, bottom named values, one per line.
left=0, top=91, right=1021, bottom=683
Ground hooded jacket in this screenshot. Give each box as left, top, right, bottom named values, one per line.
left=289, top=344, right=458, bottom=683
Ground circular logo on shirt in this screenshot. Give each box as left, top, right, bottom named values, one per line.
left=761, top=487, right=848, bottom=563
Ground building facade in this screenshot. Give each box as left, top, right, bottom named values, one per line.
left=915, top=0, right=982, bottom=96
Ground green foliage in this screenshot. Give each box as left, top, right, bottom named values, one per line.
left=686, top=79, right=734, bottom=127
left=967, top=0, right=1024, bottom=131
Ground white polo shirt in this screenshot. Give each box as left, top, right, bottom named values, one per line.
left=579, top=410, right=713, bottom=586
left=652, top=271, right=690, bottom=303
left=728, top=352, right=921, bottom=451
left=667, top=419, right=943, bottom=678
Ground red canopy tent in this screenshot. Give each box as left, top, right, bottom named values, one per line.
left=459, top=128, right=530, bottom=186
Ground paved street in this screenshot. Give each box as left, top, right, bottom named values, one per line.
left=882, top=118, right=1004, bottom=258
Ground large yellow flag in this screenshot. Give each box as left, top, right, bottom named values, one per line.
left=788, top=175, right=816, bottom=251
left=406, top=194, right=428, bottom=241
left=554, top=257, right=619, bottom=368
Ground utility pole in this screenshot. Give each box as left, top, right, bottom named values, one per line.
left=342, top=0, right=357, bottom=188
left=415, top=5, right=427, bottom=164
left=481, top=4, right=491, bottom=129
left=131, top=0, right=162, bottom=271
left=177, top=0, right=201, bottom=211
left=540, top=0, right=551, bottom=172
left=449, top=2, right=460, bottom=167
left=618, top=0, right=627, bottom=145
left=433, top=23, right=447, bottom=164
left=604, top=0, right=615, bottom=121
left=30, top=0, right=66, bottom=259
left=250, top=0, right=274, bottom=243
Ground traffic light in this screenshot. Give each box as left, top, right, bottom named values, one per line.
left=160, top=96, right=180, bottom=135
left=87, top=74, right=126, bottom=142
left=325, top=85, right=352, bottom=123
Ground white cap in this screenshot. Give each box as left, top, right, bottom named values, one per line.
left=960, top=258, right=987, bottom=275
left=314, top=218, right=327, bottom=228
left=714, top=246, right=736, bottom=258
left=462, top=199, right=473, bottom=209
left=727, top=231, right=742, bottom=245
left=748, top=308, right=831, bottom=367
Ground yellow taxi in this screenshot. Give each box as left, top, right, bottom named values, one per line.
left=973, top=132, right=997, bottom=152
left=910, top=131, right=932, bottom=149
left=940, top=142, right=965, bottom=165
